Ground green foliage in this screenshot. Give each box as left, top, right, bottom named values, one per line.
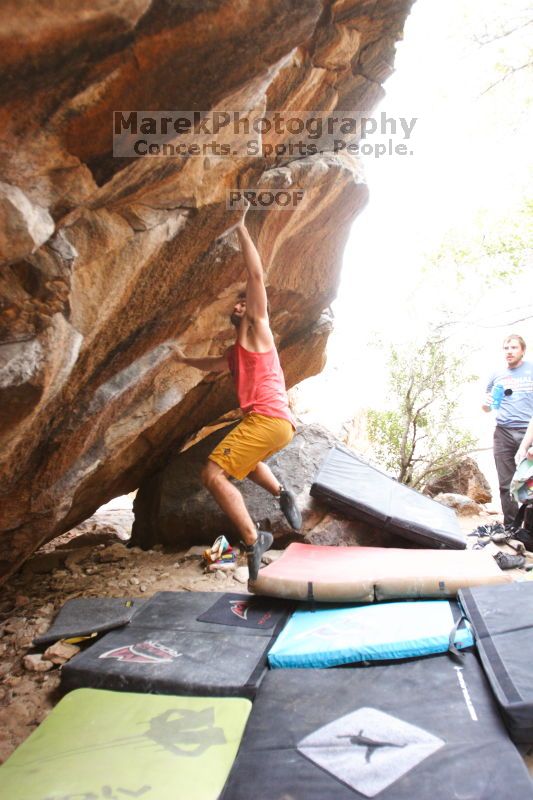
left=366, top=337, right=478, bottom=489
left=426, top=199, right=533, bottom=286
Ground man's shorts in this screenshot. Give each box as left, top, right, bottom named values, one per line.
left=208, top=413, right=294, bottom=480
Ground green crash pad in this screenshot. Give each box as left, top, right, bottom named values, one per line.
left=0, top=688, right=251, bottom=800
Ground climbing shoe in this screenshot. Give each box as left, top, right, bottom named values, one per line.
left=279, top=487, right=302, bottom=531
left=243, top=531, right=273, bottom=581
left=494, top=551, right=526, bottom=570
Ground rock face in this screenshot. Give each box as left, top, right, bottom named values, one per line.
left=132, top=422, right=397, bottom=549
left=0, top=0, right=413, bottom=582
left=425, top=458, right=492, bottom=504
left=433, top=493, right=483, bottom=517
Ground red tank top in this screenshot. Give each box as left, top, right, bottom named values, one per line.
left=227, top=341, right=296, bottom=428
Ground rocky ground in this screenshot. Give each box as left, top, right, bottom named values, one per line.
left=0, top=506, right=532, bottom=778
left=0, top=505, right=256, bottom=764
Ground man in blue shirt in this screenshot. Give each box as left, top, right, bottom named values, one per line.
left=482, top=335, right=533, bottom=524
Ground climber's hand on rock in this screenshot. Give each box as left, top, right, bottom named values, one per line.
left=168, top=341, right=185, bottom=360
left=224, top=199, right=250, bottom=235
left=236, top=198, right=250, bottom=227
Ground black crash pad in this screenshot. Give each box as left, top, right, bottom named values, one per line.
left=61, top=592, right=291, bottom=699
left=33, top=597, right=144, bottom=647
left=221, top=653, right=533, bottom=799
left=310, top=445, right=465, bottom=549
left=459, top=581, right=533, bottom=743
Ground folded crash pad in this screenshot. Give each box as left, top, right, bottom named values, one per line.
left=33, top=596, right=144, bottom=647
left=221, top=654, right=533, bottom=800
left=459, top=581, right=533, bottom=743
left=267, top=600, right=474, bottom=669
left=250, top=543, right=509, bottom=602
left=0, top=688, right=251, bottom=800
left=310, top=445, right=465, bottom=549
left=61, top=591, right=291, bottom=699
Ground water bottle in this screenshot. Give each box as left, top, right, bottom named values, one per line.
left=491, top=384, right=505, bottom=409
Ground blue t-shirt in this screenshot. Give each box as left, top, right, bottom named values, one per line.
left=486, top=360, right=533, bottom=428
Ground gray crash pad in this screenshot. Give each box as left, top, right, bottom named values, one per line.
left=310, top=445, right=465, bottom=549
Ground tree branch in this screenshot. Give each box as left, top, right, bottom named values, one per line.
left=481, top=61, right=533, bottom=95
left=474, top=19, right=533, bottom=46
left=471, top=314, right=533, bottom=328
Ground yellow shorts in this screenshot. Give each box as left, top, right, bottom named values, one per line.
left=208, top=413, right=294, bottom=480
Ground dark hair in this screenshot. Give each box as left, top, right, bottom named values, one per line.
left=236, top=291, right=271, bottom=316
left=503, top=334, right=526, bottom=351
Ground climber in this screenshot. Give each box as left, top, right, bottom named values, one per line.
left=169, top=214, right=301, bottom=580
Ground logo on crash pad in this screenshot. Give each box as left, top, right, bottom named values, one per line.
left=297, top=707, right=444, bottom=798
left=230, top=600, right=250, bottom=620
left=15, top=706, right=227, bottom=768
left=293, top=616, right=376, bottom=642
left=99, top=640, right=181, bottom=663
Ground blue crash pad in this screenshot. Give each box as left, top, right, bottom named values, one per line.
left=268, top=600, right=473, bottom=669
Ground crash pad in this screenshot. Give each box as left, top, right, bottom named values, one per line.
left=221, top=654, right=533, bottom=799
left=61, top=591, right=291, bottom=699
left=267, top=600, right=473, bottom=669
left=0, top=688, right=251, bottom=800
left=459, top=581, right=533, bottom=742
left=310, top=445, right=465, bottom=549
left=250, top=543, right=509, bottom=602
left=33, top=596, right=144, bottom=647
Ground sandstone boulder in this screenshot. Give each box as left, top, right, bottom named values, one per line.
left=0, top=0, right=414, bottom=581
left=425, top=457, right=492, bottom=504
left=433, top=493, right=483, bottom=517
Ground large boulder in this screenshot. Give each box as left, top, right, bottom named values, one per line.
left=131, top=422, right=397, bottom=550
left=433, top=493, right=483, bottom=517
left=0, top=0, right=414, bottom=582
left=424, top=457, right=492, bottom=504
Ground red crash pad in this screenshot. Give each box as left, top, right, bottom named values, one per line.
left=250, top=543, right=509, bottom=602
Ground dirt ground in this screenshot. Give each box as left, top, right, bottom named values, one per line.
left=0, top=507, right=256, bottom=764
left=0, top=507, right=532, bottom=779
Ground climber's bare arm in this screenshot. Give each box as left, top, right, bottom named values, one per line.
left=168, top=343, right=228, bottom=373
left=235, top=221, right=274, bottom=352
left=236, top=221, right=268, bottom=322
